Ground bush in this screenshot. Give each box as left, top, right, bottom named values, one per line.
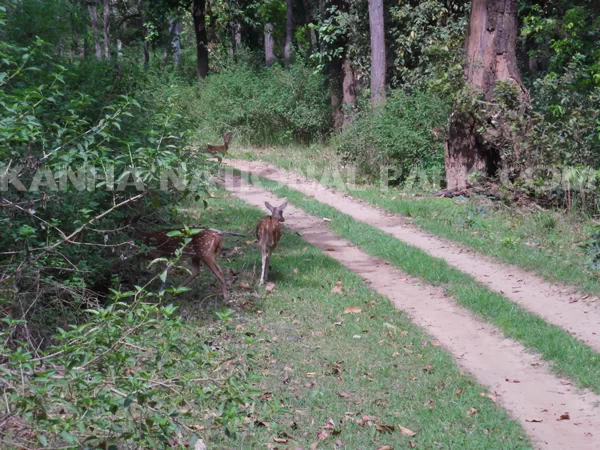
left=335, top=90, right=450, bottom=184
left=193, top=57, right=332, bottom=145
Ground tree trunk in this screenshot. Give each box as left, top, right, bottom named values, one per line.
left=368, top=0, right=386, bottom=108
left=88, top=1, right=102, bottom=60
left=301, top=0, right=313, bottom=55
left=264, top=23, right=275, bottom=67
left=445, top=0, right=529, bottom=189
left=192, top=0, right=209, bottom=79
left=230, top=20, right=242, bottom=56
left=341, top=57, right=356, bottom=127
left=138, top=0, right=150, bottom=65
left=284, top=0, right=293, bottom=67
left=103, top=0, right=110, bottom=59
left=330, top=61, right=344, bottom=130
left=171, top=19, right=182, bottom=65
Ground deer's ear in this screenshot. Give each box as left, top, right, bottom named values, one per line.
left=265, top=202, right=274, bottom=212
left=279, top=201, right=288, bottom=211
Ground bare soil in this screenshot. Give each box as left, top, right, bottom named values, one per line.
left=224, top=159, right=600, bottom=354
left=221, top=170, right=600, bottom=450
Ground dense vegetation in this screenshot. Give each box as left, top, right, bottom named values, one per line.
left=1, top=0, right=600, bottom=447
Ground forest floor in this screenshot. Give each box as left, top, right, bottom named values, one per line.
left=209, top=147, right=600, bottom=449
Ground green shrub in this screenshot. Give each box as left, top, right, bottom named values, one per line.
left=193, top=57, right=332, bottom=145
left=335, top=90, right=450, bottom=184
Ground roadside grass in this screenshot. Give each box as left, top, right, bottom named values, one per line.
left=244, top=173, right=600, bottom=393
left=177, top=191, right=530, bottom=449
left=231, top=145, right=600, bottom=295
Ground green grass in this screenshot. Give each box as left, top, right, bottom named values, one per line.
left=232, top=145, right=600, bottom=295
left=242, top=172, right=600, bottom=394
left=179, top=191, right=530, bottom=449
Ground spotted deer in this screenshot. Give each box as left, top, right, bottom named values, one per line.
left=134, top=227, right=228, bottom=299
left=256, top=201, right=287, bottom=285
left=206, top=131, right=233, bottom=163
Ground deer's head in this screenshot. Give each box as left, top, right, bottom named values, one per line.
left=265, top=201, right=287, bottom=223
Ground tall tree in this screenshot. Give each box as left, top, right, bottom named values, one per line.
left=300, top=0, right=313, bottom=55
left=192, top=0, right=209, bottom=78
left=444, top=0, right=529, bottom=189
left=88, top=0, right=102, bottom=60
left=103, top=0, right=110, bottom=59
left=368, top=0, right=386, bottom=108
left=264, top=22, right=275, bottom=66
left=137, top=0, right=150, bottom=65
left=284, top=0, right=293, bottom=67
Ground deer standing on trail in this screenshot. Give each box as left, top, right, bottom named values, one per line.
left=134, top=227, right=228, bottom=299
left=256, top=201, right=287, bottom=285
left=206, top=131, right=233, bottom=163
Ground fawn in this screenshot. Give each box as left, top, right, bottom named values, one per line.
left=206, top=131, right=233, bottom=163
left=256, top=201, right=287, bottom=285
left=133, top=226, right=228, bottom=299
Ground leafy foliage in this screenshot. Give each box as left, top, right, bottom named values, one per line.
left=194, top=57, right=331, bottom=144
left=1, top=297, right=257, bottom=449
left=335, top=90, right=450, bottom=183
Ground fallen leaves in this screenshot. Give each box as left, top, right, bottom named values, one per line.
left=480, top=392, right=497, bottom=403
left=273, top=438, right=288, bottom=443
left=265, top=281, right=276, bottom=292
left=467, top=408, right=478, bottom=418
left=505, top=378, right=521, bottom=383
left=338, top=392, right=351, bottom=398
left=526, top=418, right=543, bottom=423
left=398, top=425, right=417, bottom=437
left=376, top=424, right=395, bottom=433
left=331, top=281, right=344, bottom=295
left=323, top=218, right=332, bottom=222
left=343, top=306, right=361, bottom=314
left=558, top=412, right=570, bottom=421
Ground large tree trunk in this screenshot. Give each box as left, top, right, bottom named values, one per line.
left=192, top=0, right=209, bottom=79
left=445, top=0, right=529, bottom=189
left=284, top=0, right=293, bottom=67
left=103, top=0, right=110, bottom=59
left=264, top=23, right=275, bottom=67
left=368, top=0, right=386, bottom=108
left=138, top=0, right=150, bottom=65
left=88, top=1, right=102, bottom=60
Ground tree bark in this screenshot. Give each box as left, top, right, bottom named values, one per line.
left=192, top=0, right=209, bottom=79
left=445, top=0, right=529, bottom=189
left=284, top=0, right=293, bottom=67
left=368, top=0, right=386, bottom=108
left=103, top=0, right=110, bottom=59
left=301, top=0, right=313, bottom=56
left=341, top=57, right=356, bottom=127
left=230, top=20, right=242, bottom=56
left=171, top=19, right=182, bottom=65
left=137, top=0, right=150, bottom=65
left=88, top=1, right=102, bottom=60
left=264, top=23, right=275, bottom=67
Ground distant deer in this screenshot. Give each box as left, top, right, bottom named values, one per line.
left=256, top=201, right=287, bottom=285
left=133, top=226, right=228, bottom=299
left=206, top=131, right=233, bottom=163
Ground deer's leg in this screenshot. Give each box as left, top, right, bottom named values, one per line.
left=180, top=256, right=201, bottom=288
left=203, top=255, right=228, bottom=300
left=259, top=249, right=268, bottom=285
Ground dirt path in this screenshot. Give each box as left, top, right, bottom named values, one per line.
left=220, top=171, right=599, bottom=450
left=224, top=159, right=600, bottom=354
